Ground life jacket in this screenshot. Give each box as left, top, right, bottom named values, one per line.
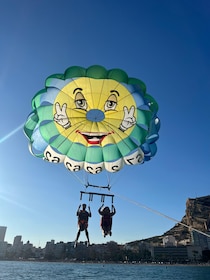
left=78, top=210, right=89, bottom=222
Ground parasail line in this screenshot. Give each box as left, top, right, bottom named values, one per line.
left=115, top=193, right=210, bottom=238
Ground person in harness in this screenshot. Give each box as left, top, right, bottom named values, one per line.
left=74, top=203, right=91, bottom=247
left=98, top=204, right=116, bottom=237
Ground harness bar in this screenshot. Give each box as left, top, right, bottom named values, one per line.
left=80, top=191, right=114, bottom=203
left=85, top=182, right=111, bottom=190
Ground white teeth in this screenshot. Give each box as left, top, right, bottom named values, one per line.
left=82, top=132, right=107, bottom=137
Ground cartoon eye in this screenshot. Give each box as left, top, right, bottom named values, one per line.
left=105, top=94, right=117, bottom=111
left=75, top=92, right=87, bottom=110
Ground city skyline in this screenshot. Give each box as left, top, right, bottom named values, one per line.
left=1, top=224, right=210, bottom=263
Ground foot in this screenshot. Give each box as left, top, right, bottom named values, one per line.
left=74, top=241, right=77, bottom=248
left=86, top=241, right=90, bottom=247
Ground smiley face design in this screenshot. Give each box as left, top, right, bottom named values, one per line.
left=24, top=65, right=160, bottom=174
left=53, top=77, right=136, bottom=146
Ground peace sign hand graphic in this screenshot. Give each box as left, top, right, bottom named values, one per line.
left=54, top=102, right=71, bottom=129
left=119, top=106, right=136, bottom=132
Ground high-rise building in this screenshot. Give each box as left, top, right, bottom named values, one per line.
left=12, top=235, right=23, bottom=255
left=0, top=226, right=7, bottom=242
left=13, top=235, right=22, bottom=246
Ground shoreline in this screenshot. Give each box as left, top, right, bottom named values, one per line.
left=1, top=259, right=210, bottom=266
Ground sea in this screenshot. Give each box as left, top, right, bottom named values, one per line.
left=0, top=261, right=210, bottom=280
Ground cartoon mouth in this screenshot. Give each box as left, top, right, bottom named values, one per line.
left=76, top=130, right=113, bottom=145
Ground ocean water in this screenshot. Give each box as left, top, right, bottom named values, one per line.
left=0, top=261, right=210, bottom=280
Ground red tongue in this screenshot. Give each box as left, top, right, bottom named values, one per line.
left=87, top=136, right=104, bottom=145
left=88, top=139, right=100, bottom=144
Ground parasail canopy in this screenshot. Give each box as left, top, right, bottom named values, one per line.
left=24, top=65, right=160, bottom=174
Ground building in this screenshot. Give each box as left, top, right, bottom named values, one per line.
left=187, top=245, right=202, bottom=260
left=13, top=235, right=22, bottom=246
left=54, top=242, right=66, bottom=259
left=150, top=246, right=188, bottom=261
left=149, top=234, right=204, bottom=262
left=191, top=230, right=210, bottom=250
left=0, top=241, right=7, bottom=258
left=0, top=226, right=7, bottom=242
left=44, top=240, right=55, bottom=258
left=163, top=235, right=177, bottom=247
left=207, top=232, right=210, bottom=249
left=12, top=236, right=23, bottom=255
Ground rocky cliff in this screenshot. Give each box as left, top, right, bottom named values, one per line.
left=164, top=195, right=210, bottom=243
left=131, top=195, right=210, bottom=246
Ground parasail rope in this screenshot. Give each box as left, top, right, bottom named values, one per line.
left=65, top=169, right=88, bottom=189
left=115, top=193, right=210, bottom=238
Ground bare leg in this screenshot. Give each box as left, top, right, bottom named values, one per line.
left=74, top=230, right=80, bottom=247
left=76, top=230, right=81, bottom=242
left=85, top=229, right=90, bottom=245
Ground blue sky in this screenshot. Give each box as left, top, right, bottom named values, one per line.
left=0, top=0, right=210, bottom=248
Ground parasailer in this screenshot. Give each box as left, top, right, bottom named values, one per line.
left=74, top=203, right=91, bottom=247
left=98, top=204, right=116, bottom=237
